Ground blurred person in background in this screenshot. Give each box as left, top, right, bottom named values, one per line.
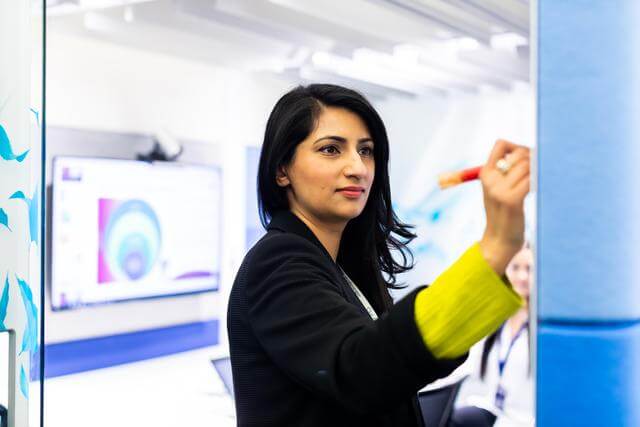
left=450, top=242, right=533, bottom=427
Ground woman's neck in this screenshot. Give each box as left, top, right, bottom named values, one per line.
left=507, top=307, right=528, bottom=338
left=290, top=208, right=345, bottom=262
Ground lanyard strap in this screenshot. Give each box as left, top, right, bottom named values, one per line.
left=497, top=321, right=528, bottom=376
left=339, top=267, right=378, bottom=321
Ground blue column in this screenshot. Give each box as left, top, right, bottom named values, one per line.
left=537, top=1, right=640, bottom=425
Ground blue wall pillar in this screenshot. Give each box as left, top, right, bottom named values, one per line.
left=537, top=1, right=640, bottom=425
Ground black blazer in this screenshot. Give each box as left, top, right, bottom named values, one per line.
left=228, top=210, right=464, bottom=427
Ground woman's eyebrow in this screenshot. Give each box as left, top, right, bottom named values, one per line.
left=313, top=136, right=373, bottom=144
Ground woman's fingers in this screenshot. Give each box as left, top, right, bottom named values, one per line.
left=504, top=147, right=529, bottom=166
left=479, top=140, right=530, bottom=273
left=484, top=141, right=530, bottom=183
left=504, top=156, right=530, bottom=187
left=511, top=173, right=530, bottom=200
left=482, top=151, right=529, bottom=189
left=487, top=139, right=520, bottom=167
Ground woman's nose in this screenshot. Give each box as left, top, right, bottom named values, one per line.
left=344, top=150, right=367, bottom=177
left=518, top=270, right=530, bottom=283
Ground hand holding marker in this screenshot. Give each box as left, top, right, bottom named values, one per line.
left=441, top=139, right=531, bottom=275
left=438, top=148, right=516, bottom=189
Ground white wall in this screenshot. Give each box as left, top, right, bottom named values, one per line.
left=45, top=31, right=293, bottom=344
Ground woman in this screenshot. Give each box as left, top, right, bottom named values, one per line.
left=451, top=243, right=534, bottom=427
left=228, top=84, right=530, bottom=427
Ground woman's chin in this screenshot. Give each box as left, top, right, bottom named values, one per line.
left=319, top=207, right=362, bottom=224
left=337, top=207, right=365, bottom=221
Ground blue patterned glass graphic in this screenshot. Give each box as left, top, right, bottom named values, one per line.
left=0, top=124, right=29, bottom=162
left=19, top=366, right=27, bottom=399
left=15, top=275, right=37, bottom=356
left=9, top=188, right=39, bottom=244
left=0, top=208, right=10, bottom=231
left=0, top=275, right=9, bottom=330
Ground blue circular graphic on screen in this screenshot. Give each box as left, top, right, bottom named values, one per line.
left=104, top=200, right=162, bottom=281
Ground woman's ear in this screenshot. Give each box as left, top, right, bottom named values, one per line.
left=276, top=166, right=290, bottom=187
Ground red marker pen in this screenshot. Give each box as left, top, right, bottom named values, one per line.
left=438, top=166, right=482, bottom=189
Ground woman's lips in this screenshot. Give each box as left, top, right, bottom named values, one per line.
left=337, top=187, right=365, bottom=198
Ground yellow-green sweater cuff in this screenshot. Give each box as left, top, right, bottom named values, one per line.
left=414, top=242, right=523, bottom=359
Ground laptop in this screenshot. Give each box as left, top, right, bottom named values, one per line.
left=210, top=356, right=234, bottom=398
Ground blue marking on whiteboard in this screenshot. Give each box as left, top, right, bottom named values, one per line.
left=395, top=186, right=464, bottom=261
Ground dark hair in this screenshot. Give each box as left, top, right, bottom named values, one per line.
left=257, top=84, right=416, bottom=313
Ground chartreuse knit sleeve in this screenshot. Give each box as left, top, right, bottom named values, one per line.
left=414, top=242, right=523, bottom=359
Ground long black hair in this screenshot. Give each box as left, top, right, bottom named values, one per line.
left=257, top=84, right=416, bottom=314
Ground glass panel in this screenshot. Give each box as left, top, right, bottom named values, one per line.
left=0, top=0, right=45, bottom=426
left=30, top=1, right=45, bottom=426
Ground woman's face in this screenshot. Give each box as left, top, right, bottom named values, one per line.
left=277, top=106, right=375, bottom=227
left=506, top=246, right=533, bottom=300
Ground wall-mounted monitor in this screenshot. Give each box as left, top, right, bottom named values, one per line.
left=51, top=156, right=221, bottom=310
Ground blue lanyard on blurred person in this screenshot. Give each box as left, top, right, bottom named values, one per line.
left=497, top=321, right=528, bottom=376
left=495, top=321, right=528, bottom=410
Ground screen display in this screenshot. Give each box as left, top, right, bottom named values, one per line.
left=51, top=157, right=221, bottom=310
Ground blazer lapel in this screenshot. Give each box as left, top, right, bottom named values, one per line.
left=266, top=210, right=369, bottom=314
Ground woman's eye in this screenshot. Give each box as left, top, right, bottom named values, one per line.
left=359, top=146, right=374, bottom=156
left=320, top=145, right=339, bottom=155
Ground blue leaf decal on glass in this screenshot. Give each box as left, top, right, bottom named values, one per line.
left=0, top=275, right=9, bottom=331
left=9, top=188, right=39, bottom=244
left=19, top=366, right=28, bottom=399
left=0, top=208, right=10, bottom=231
left=29, top=108, right=41, bottom=128
left=15, top=151, right=29, bottom=162
left=0, top=124, right=29, bottom=162
left=30, top=188, right=39, bottom=244
left=9, top=191, right=25, bottom=200
left=15, top=275, right=38, bottom=356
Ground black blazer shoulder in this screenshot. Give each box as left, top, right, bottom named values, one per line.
left=241, top=214, right=356, bottom=309
left=228, top=210, right=465, bottom=427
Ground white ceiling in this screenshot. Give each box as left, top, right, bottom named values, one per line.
left=47, top=0, right=530, bottom=98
